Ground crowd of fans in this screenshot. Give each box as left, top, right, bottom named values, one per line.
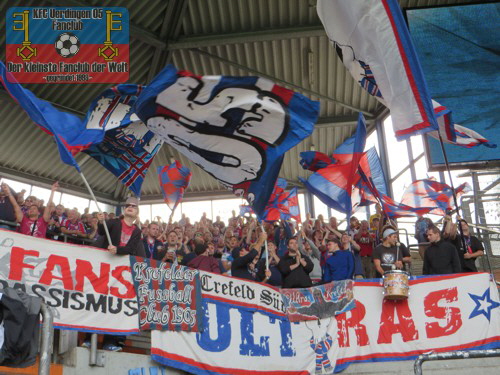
left=0, top=180, right=486, bottom=350
left=1, top=180, right=485, bottom=284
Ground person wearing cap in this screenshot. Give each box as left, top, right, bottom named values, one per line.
left=372, top=227, right=410, bottom=277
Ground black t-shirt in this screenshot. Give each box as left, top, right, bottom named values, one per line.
left=449, top=235, right=484, bottom=272
left=373, top=243, right=410, bottom=276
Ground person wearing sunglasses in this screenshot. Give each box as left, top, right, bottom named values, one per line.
left=91, top=196, right=145, bottom=352
left=95, top=197, right=146, bottom=258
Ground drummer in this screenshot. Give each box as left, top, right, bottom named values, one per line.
left=372, top=227, right=411, bottom=278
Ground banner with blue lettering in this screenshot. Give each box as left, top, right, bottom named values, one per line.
left=151, top=273, right=500, bottom=374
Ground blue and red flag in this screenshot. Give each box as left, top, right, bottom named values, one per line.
left=300, top=113, right=367, bottom=216
left=280, top=187, right=301, bottom=222
left=134, top=65, right=318, bottom=220
left=352, top=147, right=389, bottom=210
left=239, top=205, right=254, bottom=217
left=358, top=171, right=470, bottom=219
left=358, top=169, right=434, bottom=218
left=6, top=7, right=129, bottom=84
left=1, top=61, right=159, bottom=191
left=401, top=178, right=471, bottom=216
left=299, top=151, right=335, bottom=172
left=264, top=184, right=300, bottom=223
left=377, top=193, right=433, bottom=219
left=83, top=85, right=162, bottom=196
left=427, top=101, right=496, bottom=148
left=317, top=0, right=439, bottom=140
left=239, top=179, right=301, bottom=222
left=157, top=161, right=192, bottom=212
left=0, top=60, right=100, bottom=171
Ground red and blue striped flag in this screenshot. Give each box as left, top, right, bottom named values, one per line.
left=401, top=178, right=471, bottom=216
left=158, top=161, right=192, bottom=211
left=428, top=101, right=496, bottom=148
left=239, top=179, right=301, bottom=222
left=300, top=113, right=367, bottom=217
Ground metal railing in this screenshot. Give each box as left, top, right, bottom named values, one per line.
left=414, top=349, right=500, bottom=374
left=0, top=219, right=19, bottom=228
left=39, top=303, right=54, bottom=375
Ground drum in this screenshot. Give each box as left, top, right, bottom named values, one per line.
left=382, top=270, right=410, bottom=300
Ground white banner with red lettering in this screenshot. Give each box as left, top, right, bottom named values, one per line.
left=151, top=273, right=500, bottom=374
left=0, top=229, right=139, bottom=334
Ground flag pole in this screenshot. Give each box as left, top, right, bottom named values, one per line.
left=79, top=171, right=112, bottom=246
left=261, top=223, right=269, bottom=271
left=436, top=131, right=468, bottom=253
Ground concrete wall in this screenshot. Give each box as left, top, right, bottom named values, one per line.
left=343, top=357, right=500, bottom=374
left=61, top=348, right=186, bottom=375
left=61, top=348, right=500, bottom=375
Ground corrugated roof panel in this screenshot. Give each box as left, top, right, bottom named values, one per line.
left=0, top=0, right=479, bottom=204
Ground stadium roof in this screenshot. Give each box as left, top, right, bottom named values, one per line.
left=0, top=0, right=480, bottom=204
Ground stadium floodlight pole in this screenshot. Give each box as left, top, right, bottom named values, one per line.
left=79, top=171, right=112, bottom=246
left=261, top=223, right=269, bottom=271
left=436, top=131, right=467, bottom=254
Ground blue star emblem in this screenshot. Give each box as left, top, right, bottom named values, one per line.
left=468, top=289, right=500, bottom=321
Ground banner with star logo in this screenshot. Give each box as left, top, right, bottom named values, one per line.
left=150, top=272, right=500, bottom=374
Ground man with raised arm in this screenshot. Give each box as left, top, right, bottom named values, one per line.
left=14, top=182, right=58, bottom=238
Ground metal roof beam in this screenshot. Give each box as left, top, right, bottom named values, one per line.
left=190, top=48, right=374, bottom=118
left=46, top=0, right=167, bottom=50
left=140, top=190, right=237, bottom=204
left=0, top=89, right=86, bottom=116
left=147, top=0, right=189, bottom=82
left=0, top=166, right=118, bottom=204
left=169, top=25, right=325, bottom=50
left=315, top=115, right=368, bottom=128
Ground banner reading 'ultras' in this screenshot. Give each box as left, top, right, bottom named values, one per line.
left=151, top=273, right=500, bottom=374
left=6, top=7, right=129, bottom=83
left=0, top=230, right=139, bottom=334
